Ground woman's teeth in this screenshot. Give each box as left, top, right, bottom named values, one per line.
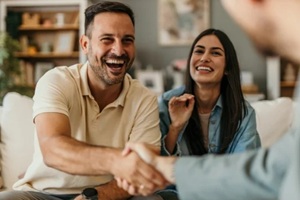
left=196, top=66, right=212, bottom=72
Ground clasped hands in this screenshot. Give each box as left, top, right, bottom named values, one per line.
left=115, top=143, right=170, bottom=196
left=114, top=94, right=194, bottom=196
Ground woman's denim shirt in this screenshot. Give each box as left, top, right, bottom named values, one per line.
left=158, top=86, right=261, bottom=156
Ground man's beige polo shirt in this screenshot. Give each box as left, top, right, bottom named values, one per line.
left=13, top=62, right=161, bottom=194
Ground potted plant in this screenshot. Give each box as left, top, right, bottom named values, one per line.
left=0, top=31, right=33, bottom=104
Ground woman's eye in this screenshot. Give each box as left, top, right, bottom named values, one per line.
left=212, top=51, right=222, bottom=56
left=194, top=49, right=204, bottom=54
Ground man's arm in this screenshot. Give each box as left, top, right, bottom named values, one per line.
left=120, top=131, right=293, bottom=199
left=174, top=130, right=294, bottom=200
left=167, top=137, right=289, bottom=200
left=35, top=112, right=166, bottom=188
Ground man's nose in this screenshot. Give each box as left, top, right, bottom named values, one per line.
left=111, top=41, right=125, bottom=56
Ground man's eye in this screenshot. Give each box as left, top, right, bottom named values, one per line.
left=101, top=38, right=113, bottom=43
left=123, top=38, right=134, bottom=44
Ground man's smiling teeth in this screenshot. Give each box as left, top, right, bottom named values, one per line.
left=106, top=59, right=125, bottom=64
left=196, top=66, right=213, bottom=72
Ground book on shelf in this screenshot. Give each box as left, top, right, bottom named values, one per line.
left=14, top=60, right=34, bottom=87
left=35, top=62, right=54, bottom=83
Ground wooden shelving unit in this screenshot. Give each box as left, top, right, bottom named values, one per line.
left=279, top=59, right=299, bottom=98
left=0, top=0, right=87, bottom=88
left=267, top=57, right=299, bottom=99
left=14, top=51, right=80, bottom=58
left=19, top=24, right=79, bottom=31
left=280, top=81, right=298, bottom=97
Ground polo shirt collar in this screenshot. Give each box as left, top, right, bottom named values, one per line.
left=80, top=61, right=91, bottom=97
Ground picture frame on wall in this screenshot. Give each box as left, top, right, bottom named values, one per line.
left=135, top=70, right=164, bottom=96
left=53, top=31, right=75, bottom=53
left=158, top=0, right=210, bottom=46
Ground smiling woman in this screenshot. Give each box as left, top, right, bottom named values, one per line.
left=156, top=28, right=261, bottom=199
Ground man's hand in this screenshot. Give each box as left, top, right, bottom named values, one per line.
left=116, top=143, right=177, bottom=195
left=112, top=147, right=168, bottom=196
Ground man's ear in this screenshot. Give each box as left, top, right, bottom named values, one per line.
left=80, top=35, right=89, bottom=54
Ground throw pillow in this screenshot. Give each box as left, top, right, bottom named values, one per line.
left=0, top=107, right=3, bottom=189
left=0, top=92, right=34, bottom=190
left=251, top=97, right=294, bottom=147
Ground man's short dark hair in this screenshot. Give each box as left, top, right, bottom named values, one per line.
left=84, top=1, right=135, bottom=38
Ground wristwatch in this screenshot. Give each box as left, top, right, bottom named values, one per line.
left=81, top=187, right=98, bottom=200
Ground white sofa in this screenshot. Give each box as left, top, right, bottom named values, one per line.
left=0, top=92, right=295, bottom=191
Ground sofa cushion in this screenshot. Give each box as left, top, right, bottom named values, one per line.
left=251, top=97, right=294, bottom=147
left=0, top=107, right=3, bottom=189
left=0, top=92, right=34, bottom=190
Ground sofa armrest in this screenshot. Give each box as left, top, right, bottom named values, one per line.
left=251, top=97, right=294, bottom=147
left=0, top=92, right=34, bottom=190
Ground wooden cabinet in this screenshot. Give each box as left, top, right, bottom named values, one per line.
left=0, top=0, right=87, bottom=87
left=279, top=59, right=299, bottom=97
left=267, top=57, right=299, bottom=99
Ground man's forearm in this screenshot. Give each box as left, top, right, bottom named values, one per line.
left=41, top=134, right=121, bottom=176
left=96, top=179, right=131, bottom=200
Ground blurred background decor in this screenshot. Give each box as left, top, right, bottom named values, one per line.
left=0, top=32, right=34, bottom=104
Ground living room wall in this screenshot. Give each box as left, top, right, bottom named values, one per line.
left=91, top=0, right=266, bottom=94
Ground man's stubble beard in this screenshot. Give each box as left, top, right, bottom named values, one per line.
left=87, top=48, right=131, bottom=85
left=89, top=59, right=126, bottom=85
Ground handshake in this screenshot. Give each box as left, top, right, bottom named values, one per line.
left=115, top=143, right=177, bottom=196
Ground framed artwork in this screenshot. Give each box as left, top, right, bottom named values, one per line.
left=158, top=0, right=210, bottom=46
left=35, top=62, right=54, bottom=83
left=53, top=31, right=75, bottom=53
left=135, top=70, right=164, bottom=96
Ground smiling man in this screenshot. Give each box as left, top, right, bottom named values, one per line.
left=0, top=1, right=167, bottom=200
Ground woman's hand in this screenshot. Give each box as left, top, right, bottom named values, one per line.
left=168, top=93, right=195, bottom=131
